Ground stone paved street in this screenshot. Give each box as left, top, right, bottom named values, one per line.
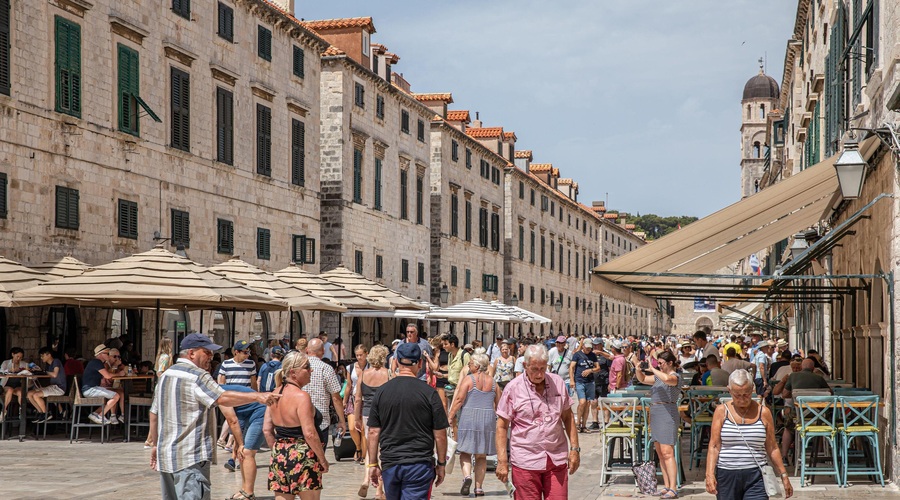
left=0, top=427, right=895, bottom=499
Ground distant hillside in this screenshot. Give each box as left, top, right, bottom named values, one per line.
left=628, top=214, right=698, bottom=240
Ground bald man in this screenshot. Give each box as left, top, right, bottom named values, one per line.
left=305, top=338, right=346, bottom=447
left=774, top=358, right=830, bottom=461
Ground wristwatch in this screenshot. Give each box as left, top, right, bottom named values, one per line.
left=436, top=460, right=447, bottom=466
left=569, top=446, right=581, bottom=452
left=779, top=472, right=789, bottom=479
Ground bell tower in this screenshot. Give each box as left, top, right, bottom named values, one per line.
left=740, top=59, right=779, bottom=198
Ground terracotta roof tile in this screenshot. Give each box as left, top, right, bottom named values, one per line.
left=503, top=131, right=517, bottom=141
left=322, top=45, right=345, bottom=56
left=446, top=110, right=470, bottom=122
left=303, top=17, right=376, bottom=33
left=514, top=150, right=532, bottom=159
left=557, top=178, right=573, bottom=185
left=625, top=224, right=636, bottom=230
left=551, top=168, right=559, bottom=177
left=603, top=213, right=619, bottom=219
left=413, top=93, right=453, bottom=103
left=529, top=163, right=552, bottom=172
left=466, top=127, right=504, bottom=139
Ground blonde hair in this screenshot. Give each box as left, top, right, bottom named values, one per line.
left=354, top=344, right=369, bottom=355
left=367, top=345, right=389, bottom=368
left=470, top=353, right=489, bottom=373
left=154, top=337, right=173, bottom=372
left=275, top=350, right=310, bottom=387
left=294, top=337, right=308, bottom=352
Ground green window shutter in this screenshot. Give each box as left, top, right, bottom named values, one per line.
left=117, top=199, right=138, bottom=239
left=67, top=188, right=79, bottom=229
left=374, top=158, right=382, bottom=210
left=217, top=219, right=233, bottom=254
left=293, top=45, right=305, bottom=78
left=217, top=2, right=234, bottom=42
left=258, top=25, right=271, bottom=61
left=304, top=237, right=315, bottom=264
left=171, top=67, right=190, bottom=151
left=171, top=209, right=189, bottom=248
left=451, top=140, right=458, bottom=161
left=376, top=95, right=384, bottom=119
left=376, top=255, right=384, bottom=278
left=450, top=194, right=458, bottom=237
left=400, top=170, right=408, bottom=219
left=257, top=228, right=270, bottom=260
left=216, top=87, right=233, bottom=165
left=55, top=187, right=79, bottom=230
left=354, top=250, right=363, bottom=273
left=256, top=104, right=271, bottom=176
left=291, top=234, right=304, bottom=263
left=173, top=0, right=190, bottom=19
left=0, top=0, right=9, bottom=96
left=353, top=148, right=363, bottom=203
left=415, top=175, right=423, bottom=224
left=55, top=16, right=81, bottom=117
left=401, top=259, right=409, bottom=282
left=464, top=201, right=471, bottom=241
left=291, top=119, right=305, bottom=186
left=0, top=172, right=7, bottom=218
left=465, top=269, right=470, bottom=290
left=117, top=44, right=139, bottom=135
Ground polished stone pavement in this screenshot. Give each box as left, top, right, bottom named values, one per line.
left=0, top=426, right=895, bottom=499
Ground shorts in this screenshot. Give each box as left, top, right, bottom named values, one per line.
left=574, top=381, right=596, bottom=401
left=83, top=386, right=117, bottom=399
left=241, top=417, right=265, bottom=451
left=39, top=385, right=65, bottom=397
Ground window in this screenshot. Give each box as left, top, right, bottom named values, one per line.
left=171, top=209, right=189, bottom=248
left=376, top=95, right=384, bottom=119
left=518, top=181, right=524, bottom=199
left=292, top=45, right=305, bottom=78
left=451, top=140, right=459, bottom=162
left=55, top=186, right=79, bottom=230
left=0, top=0, right=9, bottom=95
left=256, top=104, right=271, bottom=176
left=478, top=207, right=488, bottom=247
left=529, top=230, right=535, bottom=264
left=540, top=235, right=545, bottom=267
left=217, top=2, right=234, bottom=42
left=530, top=189, right=535, bottom=206
left=550, top=240, right=555, bottom=270
left=291, top=119, right=305, bottom=186
left=400, top=170, right=408, bottom=219
left=0, top=172, right=6, bottom=218
left=558, top=243, right=563, bottom=272
left=529, top=286, right=535, bottom=303
left=217, top=218, right=233, bottom=254
left=415, top=174, right=423, bottom=224
left=116, top=199, right=138, bottom=239
left=216, top=87, right=233, bottom=165
left=172, top=0, right=190, bottom=19
left=55, top=16, right=81, bottom=117
left=518, top=283, right=524, bottom=303
left=170, top=67, right=190, bottom=151
left=550, top=201, right=555, bottom=216
left=567, top=250, right=571, bottom=275
left=373, top=158, right=382, bottom=210
left=256, top=228, right=271, bottom=260
left=353, top=148, right=363, bottom=203
left=258, top=25, right=272, bottom=61
left=450, top=194, right=459, bottom=237
left=480, top=159, right=489, bottom=179
left=481, top=274, right=498, bottom=293
left=490, top=212, right=500, bottom=251
left=117, top=44, right=140, bottom=135
left=450, top=266, right=458, bottom=286
left=540, top=195, right=548, bottom=211
left=354, top=82, right=365, bottom=108
left=354, top=250, right=363, bottom=273
left=518, top=225, right=524, bottom=259
left=417, top=262, right=425, bottom=285
left=400, top=110, right=409, bottom=133
left=375, top=255, right=383, bottom=278
left=401, top=259, right=409, bottom=282
left=575, top=251, right=579, bottom=278
left=291, top=235, right=316, bottom=264
left=417, top=119, right=425, bottom=141
left=465, top=148, right=472, bottom=169
left=465, top=269, right=471, bottom=290
left=540, top=288, right=545, bottom=305
left=464, top=200, right=472, bottom=242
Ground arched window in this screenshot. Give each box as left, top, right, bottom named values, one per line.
left=747, top=105, right=751, bottom=119
left=759, top=104, right=765, bottom=119
left=752, top=141, right=761, bottom=158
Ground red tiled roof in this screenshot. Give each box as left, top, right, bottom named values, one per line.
left=550, top=168, right=559, bottom=177
left=413, top=93, right=453, bottom=103
left=529, top=163, right=552, bottom=172
left=446, top=110, right=470, bottom=122
left=503, top=131, right=517, bottom=141
left=322, top=45, right=345, bottom=56
left=303, top=17, right=376, bottom=33
left=514, top=150, right=532, bottom=159
left=466, top=127, right=504, bottom=139
left=557, top=178, right=573, bottom=185
left=625, top=224, right=636, bottom=230
left=603, top=213, right=619, bottom=219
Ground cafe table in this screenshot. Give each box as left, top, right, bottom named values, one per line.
left=1, top=373, right=51, bottom=442
left=111, top=374, right=155, bottom=442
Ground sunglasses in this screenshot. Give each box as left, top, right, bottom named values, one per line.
left=111, top=355, right=121, bottom=359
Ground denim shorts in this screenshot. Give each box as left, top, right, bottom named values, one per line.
left=83, top=386, right=117, bottom=399
left=574, top=381, right=596, bottom=401
left=241, top=417, right=265, bottom=451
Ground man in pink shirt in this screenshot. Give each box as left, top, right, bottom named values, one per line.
left=496, top=344, right=580, bottom=499
left=607, top=340, right=629, bottom=393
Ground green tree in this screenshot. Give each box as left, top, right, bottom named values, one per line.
left=627, top=213, right=698, bottom=240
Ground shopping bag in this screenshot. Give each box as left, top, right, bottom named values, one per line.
left=445, top=429, right=458, bottom=474
left=631, top=461, right=659, bottom=495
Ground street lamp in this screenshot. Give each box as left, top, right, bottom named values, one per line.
left=586, top=302, right=593, bottom=315
left=789, top=233, right=809, bottom=260
left=509, top=293, right=519, bottom=307
left=604, top=303, right=610, bottom=317
left=833, top=139, right=869, bottom=199
left=439, top=283, right=450, bottom=304
left=554, top=298, right=563, bottom=312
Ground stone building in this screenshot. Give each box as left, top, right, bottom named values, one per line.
left=0, top=0, right=328, bottom=358
left=740, top=64, right=780, bottom=198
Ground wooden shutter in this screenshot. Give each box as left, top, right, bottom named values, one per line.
left=258, top=25, right=271, bottom=61
left=415, top=175, right=423, bottom=224
left=0, top=0, right=10, bottom=95
left=304, top=237, right=315, bottom=264
left=256, top=104, right=271, bottom=176
left=218, top=2, right=233, bottom=42
left=216, top=87, right=233, bottom=165
left=257, top=228, right=270, bottom=260
left=291, top=119, right=305, bottom=186
left=464, top=201, right=471, bottom=241
left=173, top=0, right=190, bottom=19
left=118, top=199, right=137, bottom=239
left=171, top=209, right=189, bottom=248
left=491, top=212, right=500, bottom=251
left=55, top=16, right=81, bottom=117
left=171, top=68, right=190, bottom=151
left=0, top=172, right=6, bottom=218
left=117, top=44, right=139, bottom=134
left=55, top=187, right=67, bottom=228
left=353, top=148, right=362, bottom=203
left=293, top=45, right=305, bottom=78
left=355, top=250, right=363, bottom=273
left=400, top=170, right=407, bottom=219
left=450, top=194, right=458, bottom=236
left=373, top=158, right=382, bottom=210
left=217, top=219, right=233, bottom=254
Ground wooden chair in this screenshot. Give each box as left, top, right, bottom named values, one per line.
left=70, top=377, right=110, bottom=443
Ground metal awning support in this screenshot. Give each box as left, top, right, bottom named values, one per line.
left=719, top=304, right=787, bottom=332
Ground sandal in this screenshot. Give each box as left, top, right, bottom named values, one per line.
left=461, top=476, right=472, bottom=496
left=660, top=488, right=678, bottom=499
left=358, top=483, right=369, bottom=498
left=217, top=439, right=228, bottom=449
left=228, top=490, right=255, bottom=500
left=474, top=487, right=485, bottom=496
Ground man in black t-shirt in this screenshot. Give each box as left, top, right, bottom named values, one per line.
left=81, top=344, right=122, bottom=425
left=367, top=342, right=449, bottom=499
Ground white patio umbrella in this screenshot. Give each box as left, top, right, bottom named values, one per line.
left=490, top=301, right=552, bottom=324
left=274, top=265, right=393, bottom=311
left=0, top=256, right=51, bottom=307
left=426, top=298, right=525, bottom=323
left=319, top=266, right=429, bottom=311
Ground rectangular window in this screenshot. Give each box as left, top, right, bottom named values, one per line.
left=170, top=67, right=190, bottom=151
left=450, top=194, right=459, bottom=237
left=291, top=235, right=316, bottom=264
left=530, top=286, right=535, bottom=303
left=465, top=148, right=472, bottom=169
left=417, top=262, right=425, bottom=285
left=518, top=181, right=524, bottom=199
left=292, top=45, right=305, bottom=78
left=540, top=235, right=545, bottom=267
left=401, top=259, right=409, bottom=282
left=575, top=251, right=580, bottom=278
left=415, top=174, right=423, bottom=224
left=172, top=0, right=190, bottom=19
left=400, top=110, right=409, bottom=133
left=0, top=0, right=10, bottom=95
left=550, top=201, right=555, bottom=216
left=558, top=243, right=563, bottom=273
left=400, top=170, right=408, bottom=219
left=0, top=172, right=7, bottom=218
left=55, top=186, right=79, bottom=230
left=258, top=25, right=272, bottom=61
left=217, top=218, right=233, bottom=254
left=217, top=2, right=234, bottom=42
left=530, top=230, right=535, bottom=263
left=540, top=288, right=545, bottom=305
left=54, top=16, right=81, bottom=117
left=256, top=104, right=271, bottom=176
left=530, top=189, right=535, bottom=206
left=373, top=158, right=382, bottom=210
left=354, top=82, right=365, bottom=108
left=376, top=95, right=385, bottom=119
left=490, top=212, right=500, bottom=251
left=549, top=240, right=555, bottom=270
left=117, top=199, right=138, bottom=239
left=353, top=148, right=363, bottom=203
left=478, top=207, right=488, bottom=248
left=464, top=200, right=472, bottom=242
left=465, top=269, right=471, bottom=290
left=257, top=227, right=271, bottom=260
left=451, top=140, right=459, bottom=162
left=417, top=119, right=425, bottom=141
left=216, top=87, right=233, bottom=165
left=117, top=44, right=140, bottom=135
left=450, top=266, right=458, bottom=286
left=171, top=208, right=190, bottom=248
left=518, top=225, right=524, bottom=259
left=518, top=283, right=524, bottom=303
left=354, top=250, right=363, bottom=274
left=480, top=159, right=489, bottom=179
left=481, top=274, right=498, bottom=293
left=291, top=119, right=305, bottom=186
left=375, top=254, right=383, bottom=278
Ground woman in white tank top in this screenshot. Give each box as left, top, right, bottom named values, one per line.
left=705, top=369, right=793, bottom=499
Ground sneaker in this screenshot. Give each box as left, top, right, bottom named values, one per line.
left=102, top=416, right=111, bottom=425
left=88, top=413, right=104, bottom=425
left=44, top=414, right=54, bottom=423
left=32, top=414, right=47, bottom=424
left=461, top=476, right=472, bottom=496
left=589, top=422, right=600, bottom=430
left=0, top=410, right=5, bottom=422
left=113, top=415, right=125, bottom=425
left=224, top=459, right=236, bottom=472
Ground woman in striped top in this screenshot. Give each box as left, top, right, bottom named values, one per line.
left=706, top=369, right=793, bottom=499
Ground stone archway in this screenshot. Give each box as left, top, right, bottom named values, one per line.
left=694, top=316, right=714, bottom=333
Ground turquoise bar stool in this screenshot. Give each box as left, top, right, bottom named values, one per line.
left=640, top=396, right=685, bottom=488
left=686, top=389, right=721, bottom=469
left=839, top=395, right=884, bottom=487
left=795, top=396, right=842, bottom=487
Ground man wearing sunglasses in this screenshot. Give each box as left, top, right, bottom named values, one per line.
left=81, top=343, right=123, bottom=425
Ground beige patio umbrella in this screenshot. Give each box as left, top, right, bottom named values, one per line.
left=274, top=265, right=393, bottom=311
left=320, top=266, right=430, bottom=311
left=209, top=257, right=346, bottom=312
left=32, top=256, right=92, bottom=279
left=0, top=256, right=51, bottom=307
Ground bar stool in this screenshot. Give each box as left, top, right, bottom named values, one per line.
left=598, top=397, right=641, bottom=486
left=70, top=377, right=110, bottom=443
left=795, top=396, right=841, bottom=487
left=839, top=395, right=884, bottom=487
left=686, top=389, right=720, bottom=469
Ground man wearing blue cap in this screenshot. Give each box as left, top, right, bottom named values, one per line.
left=368, top=341, right=449, bottom=499
left=752, top=340, right=774, bottom=396
left=148, top=333, right=280, bottom=500
left=218, top=340, right=258, bottom=390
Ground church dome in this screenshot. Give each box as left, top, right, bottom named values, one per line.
left=743, top=72, right=779, bottom=100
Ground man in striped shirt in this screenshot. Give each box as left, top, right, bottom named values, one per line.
left=217, top=340, right=258, bottom=390
left=148, top=333, right=279, bottom=500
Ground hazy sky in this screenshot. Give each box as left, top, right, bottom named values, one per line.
left=297, top=1, right=797, bottom=218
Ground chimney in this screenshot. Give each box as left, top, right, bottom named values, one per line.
left=270, top=0, right=295, bottom=14
left=472, top=111, right=482, bottom=128
left=303, top=17, right=375, bottom=70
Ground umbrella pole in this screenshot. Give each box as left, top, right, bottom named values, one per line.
left=199, top=310, right=204, bottom=336
left=60, top=305, right=69, bottom=359
left=155, top=299, right=161, bottom=348
left=231, top=308, right=237, bottom=348
left=289, top=308, right=294, bottom=342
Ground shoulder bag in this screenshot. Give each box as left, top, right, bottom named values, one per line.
left=723, top=403, right=782, bottom=497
